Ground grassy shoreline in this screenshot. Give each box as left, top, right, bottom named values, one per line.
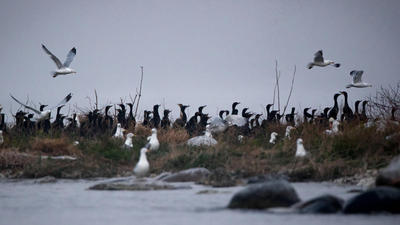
left=0, top=122, right=399, bottom=185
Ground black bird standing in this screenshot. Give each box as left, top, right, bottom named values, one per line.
left=173, top=104, right=189, bottom=128
left=354, top=100, right=361, bottom=120
left=359, top=101, right=369, bottom=122
left=117, top=104, right=127, bottom=127
left=143, top=110, right=152, bottom=127
left=150, top=104, right=161, bottom=128
left=161, top=109, right=171, bottom=129
left=285, top=107, right=296, bottom=125
left=231, top=102, right=240, bottom=115
left=126, top=103, right=136, bottom=128
left=103, top=105, right=114, bottom=129
left=185, top=112, right=200, bottom=136
left=340, top=91, right=354, bottom=121
left=303, top=108, right=312, bottom=123
left=328, top=93, right=341, bottom=120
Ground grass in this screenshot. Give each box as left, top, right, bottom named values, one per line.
left=0, top=120, right=399, bottom=180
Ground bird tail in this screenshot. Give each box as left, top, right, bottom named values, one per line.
left=51, top=71, right=58, bottom=78
left=334, top=63, right=340, bottom=68
left=307, top=63, right=313, bottom=69
left=346, top=84, right=352, bottom=88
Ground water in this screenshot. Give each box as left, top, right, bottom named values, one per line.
left=0, top=179, right=398, bottom=225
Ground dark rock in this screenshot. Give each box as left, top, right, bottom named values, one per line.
left=247, top=174, right=289, bottom=184
left=160, top=168, right=211, bottom=183
left=197, top=167, right=240, bottom=187
left=228, top=180, right=300, bottom=209
left=89, top=178, right=191, bottom=191
left=343, top=186, right=400, bottom=214
left=376, top=156, right=400, bottom=188
left=292, top=194, right=344, bottom=214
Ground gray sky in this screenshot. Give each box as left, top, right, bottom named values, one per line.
left=1, top=0, right=399, bottom=121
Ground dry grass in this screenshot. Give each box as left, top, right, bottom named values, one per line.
left=30, top=138, right=82, bottom=157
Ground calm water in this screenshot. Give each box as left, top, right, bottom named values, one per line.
left=0, top=178, right=398, bottom=225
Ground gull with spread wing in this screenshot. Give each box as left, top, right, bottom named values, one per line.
left=42, top=44, right=77, bottom=78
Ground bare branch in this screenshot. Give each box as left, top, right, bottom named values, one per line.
left=135, top=66, right=144, bottom=117
left=282, top=65, right=296, bottom=115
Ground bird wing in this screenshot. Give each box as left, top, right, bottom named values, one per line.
left=63, top=47, right=76, bottom=67
left=50, top=93, right=73, bottom=110
left=42, top=44, right=63, bottom=68
left=350, top=70, right=363, bottom=83
left=10, top=94, right=41, bottom=114
left=314, top=50, right=324, bottom=62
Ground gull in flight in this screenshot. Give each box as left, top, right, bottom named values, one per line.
left=10, top=93, right=73, bottom=121
left=42, top=44, right=77, bottom=78
left=346, top=70, right=372, bottom=88
left=307, top=50, right=340, bottom=69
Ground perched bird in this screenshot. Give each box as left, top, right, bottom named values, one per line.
left=328, top=93, right=341, bottom=120
left=113, top=123, right=125, bottom=138
left=295, top=138, right=307, bottom=157
left=124, top=133, right=134, bottom=148
left=173, top=104, right=189, bottom=127
left=231, top=102, right=240, bottom=115
left=307, top=50, right=340, bottom=69
left=147, top=128, right=160, bottom=151
left=340, top=91, right=354, bottom=121
left=325, top=118, right=340, bottom=135
left=359, top=101, right=369, bottom=122
left=237, top=135, right=244, bottom=143
left=285, top=126, right=295, bottom=139
left=0, top=130, right=3, bottom=145
left=161, top=109, right=172, bottom=129
left=187, top=125, right=217, bottom=147
left=150, top=104, right=161, bottom=128
left=346, top=70, right=372, bottom=88
left=209, top=110, right=228, bottom=134
left=42, top=44, right=77, bottom=78
left=10, top=93, right=72, bottom=121
left=269, top=132, right=278, bottom=144
left=134, top=145, right=150, bottom=177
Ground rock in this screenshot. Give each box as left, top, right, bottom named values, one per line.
left=227, top=180, right=300, bottom=209
left=34, top=176, right=57, bottom=184
left=247, top=174, right=289, bottom=184
left=376, top=156, right=400, bottom=188
left=292, top=194, right=344, bottom=214
left=197, top=167, right=241, bottom=187
left=159, top=168, right=211, bottom=183
left=89, top=178, right=191, bottom=191
left=343, top=186, right=400, bottom=214
left=196, top=190, right=219, bottom=195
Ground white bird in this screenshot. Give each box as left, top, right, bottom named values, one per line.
left=0, top=130, right=4, bottom=145
left=237, top=135, right=244, bottom=143
left=124, top=133, right=134, bottom=148
left=187, top=125, right=217, bottom=147
left=295, top=138, right=307, bottom=157
left=346, top=70, right=372, bottom=88
left=134, top=145, right=150, bottom=177
left=113, top=123, right=125, bottom=138
left=42, top=44, right=77, bottom=78
left=325, top=118, right=340, bottom=135
left=269, top=132, right=278, bottom=144
left=209, top=117, right=228, bottom=134
left=73, top=141, right=79, bottom=146
left=307, top=50, right=340, bottom=69
left=285, top=126, right=294, bottom=139
left=147, top=128, right=160, bottom=151
left=10, top=93, right=72, bottom=121
left=225, top=115, right=247, bottom=127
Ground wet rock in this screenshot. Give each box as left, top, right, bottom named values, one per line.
left=34, top=176, right=57, bottom=184
left=333, top=170, right=377, bottom=188
left=228, top=180, right=300, bottom=209
left=196, top=190, right=219, bottom=195
left=160, top=168, right=210, bottom=183
left=89, top=177, right=191, bottom=191
left=343, top=186, right=400, bottom=214
left=247, top=174, right=289, bottom=184
left=197, top=168, right=241, bottom=187
left=376, top=156, right=400, bottom=188
left=292, top=194, right=344, bottom=214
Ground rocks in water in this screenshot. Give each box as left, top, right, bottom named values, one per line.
left=343, top=186, right=400, bottom=214
left=197, top=167, right=241, bottom=187
left=333, top=169, right=377, bottom=188
left=34, top=176, right=57, bottom=184
left=196, top=190, right=219, bottom=195
left=159, top=168, right=211, bottom=183
left=292, top=194, right=344, bottom=214
left=376, top=155, right=400, bottom=188
left=89, top=177, right=191, bottom=191
left=228, top=180, right=300, bottom=209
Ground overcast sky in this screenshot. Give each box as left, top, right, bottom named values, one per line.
left=1, top=0, right=399, bottom=121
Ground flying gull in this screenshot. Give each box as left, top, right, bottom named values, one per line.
left=42, top=44, right=77, bottom=78
left=346, top=70, right=372, bottom=88
left=307, top=50, right=340, bottom=69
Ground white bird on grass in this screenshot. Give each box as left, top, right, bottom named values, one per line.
left=307, top=50, right=340, bottom=69
left=134, top=144, right=150, bottom=177
left=42, top=44, right=77, bottom=78
left=325, top=118, right=340, bottom=135
left=147, top=128, right=160, bottom=151
left=225, top=115, right=247, bottom=127
left=187, top=125, right=217, bottom=147
left=124, top=133, right=134, bottom=148
left=285, top=126, right=295, bottom=139
left=269, top=132, right=278, bottom=144
left=113, top=123, right=125, bottom=138
left=346, top=70, right=372, bottom=88
left=10, top=93, right=73, bottom=121
left=295, top=138, right=307, bottom=157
